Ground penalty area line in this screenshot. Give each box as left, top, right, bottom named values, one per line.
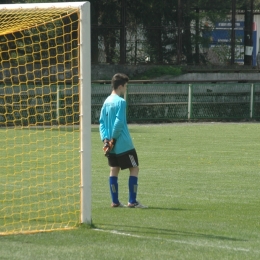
left=93, top=228, right=254, bottom=253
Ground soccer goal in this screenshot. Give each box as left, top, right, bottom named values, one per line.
left=0, top=2, right=91, bottom=235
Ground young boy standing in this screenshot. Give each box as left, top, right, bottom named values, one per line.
left=99, top=73, right=147, bottom=208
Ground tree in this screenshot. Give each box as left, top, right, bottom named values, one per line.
left=179, top=0, right=231, bottom=65
left=126, top=0, right=177, bottom=64
left=7, top=0, right=260, bottom=66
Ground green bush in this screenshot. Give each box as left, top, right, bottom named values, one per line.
left=132, top=66, right=182, bottom=80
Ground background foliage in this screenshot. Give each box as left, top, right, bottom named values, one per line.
left=2, top=0, right=260, bottom=65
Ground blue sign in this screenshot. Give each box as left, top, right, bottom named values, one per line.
left=211, top=22, right=244, bottom=44
left=203, top=21, right=245, bottom=64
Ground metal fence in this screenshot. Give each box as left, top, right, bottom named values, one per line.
left=1, top=82, right=260, bottom=126
left=92, top=83, right=260, bottom=123
left=90, top=2, right=254, bottom=66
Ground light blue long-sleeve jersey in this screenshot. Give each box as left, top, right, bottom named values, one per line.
left=99, top=94, right=134, bottom=155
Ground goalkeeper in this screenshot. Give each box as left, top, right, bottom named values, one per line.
left=99, top=73, right=147, bottom=208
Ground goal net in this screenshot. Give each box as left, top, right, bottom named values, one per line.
left=0, top=2, right=91, bottom=235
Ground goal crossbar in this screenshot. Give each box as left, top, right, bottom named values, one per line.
left=0, top=2, right=86, bottom=10
left=0, top=2, right=86, bottom=36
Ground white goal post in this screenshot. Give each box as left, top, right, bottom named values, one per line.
left=78, top=2, right=92, bottom=226
left=0, top=1, right=91, bottom=234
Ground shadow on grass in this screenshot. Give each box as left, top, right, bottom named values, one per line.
left=94, top=223, right=247, bottom=242
left=144, top=207, right=189, bottom=211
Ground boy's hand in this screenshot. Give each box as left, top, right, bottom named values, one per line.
left=103, top=139, right=116, bottom=157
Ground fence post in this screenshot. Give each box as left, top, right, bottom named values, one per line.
left=250, top=83, right=255, bottom=118
left=188, top=84, right=193, bottom=119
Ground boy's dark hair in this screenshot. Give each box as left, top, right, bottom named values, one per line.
left=111, top=73, right=129, bottom=90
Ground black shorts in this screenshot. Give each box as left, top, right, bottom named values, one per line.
left=108, top=149, right=139, bottom=170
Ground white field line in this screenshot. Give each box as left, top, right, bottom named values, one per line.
left=94, top=228, right=259, bottom=253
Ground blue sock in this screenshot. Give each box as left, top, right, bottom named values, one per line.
left=128, top=176, right=138, bottom=204
left=109, top=176, right=119, bottom=204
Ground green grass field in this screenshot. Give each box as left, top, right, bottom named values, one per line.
left=1, top=123, right=260, bottom=259
left=0, top=126, right=81, bottom=234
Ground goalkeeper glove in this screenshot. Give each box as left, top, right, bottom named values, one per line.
left=103, top=139, right=116, bottom=157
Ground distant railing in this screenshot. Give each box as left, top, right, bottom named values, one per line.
left=92, top=81, right=260, bottom=122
